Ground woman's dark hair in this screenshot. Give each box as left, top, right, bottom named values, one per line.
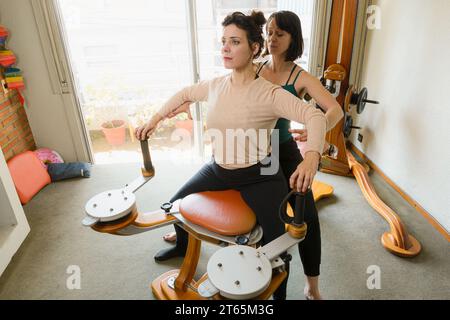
left=263, top=11, right=304, bottom=61
left=222, top=10, right=266, bottom=58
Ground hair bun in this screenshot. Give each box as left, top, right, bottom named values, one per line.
left=250, top=10, right=266, bottom=28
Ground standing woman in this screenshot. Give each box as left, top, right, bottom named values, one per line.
left=136, top=11, right=327, bottom=300
left=256, top=11, right=344, bottom=300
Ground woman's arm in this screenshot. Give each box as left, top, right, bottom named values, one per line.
left=271, top=88, right=327, bottom=192
left=158, top=81, right=209, bottom=118
left=166, top=101, right=193, bottom=120
left=135, top=81, right=209, bottom=140
left=272, top=87, right=327, bottom=155
left=296, top=72, right=344, bottom=131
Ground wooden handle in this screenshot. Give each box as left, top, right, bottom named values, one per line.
left=140, top=140, right=155, bottom=177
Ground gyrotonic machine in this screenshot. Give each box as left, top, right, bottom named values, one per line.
left=83, top=140, right=310, bottom=300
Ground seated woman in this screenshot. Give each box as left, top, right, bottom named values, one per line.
left=135, top=11, right=327, bottom=300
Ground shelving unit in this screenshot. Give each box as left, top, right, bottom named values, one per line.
left=0, top=148, right=30, bottom=276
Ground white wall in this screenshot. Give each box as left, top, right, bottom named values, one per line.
left=352, top=0, right=450, bottom=232
left=0, top=0, right=85, bottom=162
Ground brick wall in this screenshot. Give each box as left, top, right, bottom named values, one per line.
left=0, top=88, right=35, bottom=161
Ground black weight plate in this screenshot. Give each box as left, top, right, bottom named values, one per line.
left=344, top=115, right=353, bottom=138
left=357, top=87, right=368, bottom=114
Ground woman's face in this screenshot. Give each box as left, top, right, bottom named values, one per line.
left=266, top=18, right=292, bottom=57
left=221, top=24, right=258, bottom=70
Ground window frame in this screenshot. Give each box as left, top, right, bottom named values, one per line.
left=31, top=0, right=333, bottom=161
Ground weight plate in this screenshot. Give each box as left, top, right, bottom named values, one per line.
left=357, top=87, right=368, bottom=114
left=345, top=85, right=354, bottom=113
left=344, top=115, right=353, bottom=138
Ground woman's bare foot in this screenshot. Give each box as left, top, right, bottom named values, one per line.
left=304, top=276, right=323, bottom=300
left=163, top=232, right=177, bottom=243
left=304, top=286, right=323, bottom=300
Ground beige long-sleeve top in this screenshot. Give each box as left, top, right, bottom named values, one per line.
left=158, top=74, right=326, bottom=169
left=325, top=104, right=344, bottom=131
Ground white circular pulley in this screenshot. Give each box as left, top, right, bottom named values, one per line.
left=83, top=189, right=136, bottom=226
left=207, top=245, right=272, bottom=300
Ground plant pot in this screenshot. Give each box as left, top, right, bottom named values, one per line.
left=101, top=120, right=126, bottom=146
left=175, top=119, right=193, bottom=134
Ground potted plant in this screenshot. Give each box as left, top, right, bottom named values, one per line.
left=101, top=119, right=126, bottom=146
left=174, top=112, right=193, bottom=134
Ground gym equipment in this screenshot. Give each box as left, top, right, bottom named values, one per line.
left=347, top=151, right=421, bottom=257
left=323, top=64, right=347, bottom=96
left=0, top=26, right=8, bottom=46
left=47, top=162, right=91, bottom=181
left=83, top=140, right=311, bottom=300
left=34, top=147, right=64, bottom=169
left=345, top=85, right=379, bottom=114
left=343, top=114, right=361, bottom=139
left=0, top=50, right=16, bottom=68
left=7, top=151, right=51, bottom=205
left=343, top=86, right=380, bottom=138
left=319, top=0, right=421, bottom=257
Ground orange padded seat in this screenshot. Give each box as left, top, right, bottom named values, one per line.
left=7, top=151, right=51, bottom=205
left=179, top=190, right=256, bottom=236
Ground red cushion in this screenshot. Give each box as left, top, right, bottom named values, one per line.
left=7, top=151, right=51, bottom=204
left=179, top=190, right=256, bottom=236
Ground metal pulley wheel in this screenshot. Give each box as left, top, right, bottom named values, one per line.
left=82, top=189, right=136, bottom=226
left=206, top=245, right=272, bottom=300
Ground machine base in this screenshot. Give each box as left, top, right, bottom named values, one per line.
left=151, top=269, right=288, bottom=300
left=381, top=233, right=421, bottom=258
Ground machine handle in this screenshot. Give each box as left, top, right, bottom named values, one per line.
left=279, top=190, right=309, bottom=226
left=140, top=139, right=155, bottom=177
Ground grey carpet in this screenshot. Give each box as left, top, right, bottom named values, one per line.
left=0, top=159, right=448, bottom=300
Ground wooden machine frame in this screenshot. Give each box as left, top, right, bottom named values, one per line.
left=319, top=0, right=420, bottom=257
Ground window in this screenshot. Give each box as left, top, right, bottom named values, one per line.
left=197, top=0, right=315, bottom=80
left=44, top=0, right=321, bottom=164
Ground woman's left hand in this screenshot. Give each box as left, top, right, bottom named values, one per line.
left=289, top=151, right=321, bottom=193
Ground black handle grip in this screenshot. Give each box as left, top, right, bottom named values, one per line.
left=279, top=190, right=309, bottom=226
left=140, top=140, right=154, bottom=173
left=293, top=193, right=305, bottom=225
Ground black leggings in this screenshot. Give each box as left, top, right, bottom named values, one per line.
left=279, top=137, right=321, bottom=277
left=169, top=158, right=289, bottom=299
left=170, top=159, right=287, bottom=246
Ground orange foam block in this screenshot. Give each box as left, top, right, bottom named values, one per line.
left=7, top=151, right=51, bottom=205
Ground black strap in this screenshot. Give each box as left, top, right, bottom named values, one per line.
left=284, top=65, right=298, bottom=86
left=292, top=69, right=304, bottom=86
left=256, top=60, right=269, bottom=75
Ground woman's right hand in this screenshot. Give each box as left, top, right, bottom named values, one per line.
left=289, top=151, right=321, bottom=193
left=135, top=115, right=162, bottom=141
